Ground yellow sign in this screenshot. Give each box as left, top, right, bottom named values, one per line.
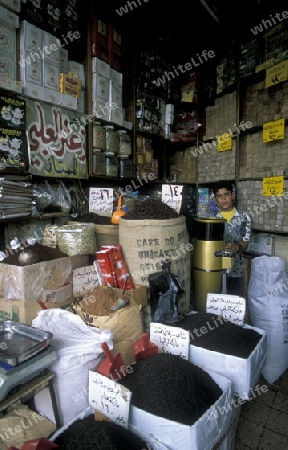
left=217, top=133, right=232, bottom=151
left=263, top=176, right=284, bottom=196
left=266, top=60, right=288, bottom=88
left=263, top=118, right=285, bottom=142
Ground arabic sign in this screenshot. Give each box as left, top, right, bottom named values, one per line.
left=217, top=133, right=232, bottom=151
left=206, top=293, right=246, bottom=326
left=150, top=322, right=190, bottom=359
left=266, top=60, right=288, bottom=88
left=262, top=175, right=284, bottom=196
left=26, top=100, right=88, bottom=178
left=89, top=187, right=114, bottom=216
left=73, top=265, right=100, bottom=298
left=263, top=118, right=285, bottom=142
left=162, top=184, right=183, bottom=214
left=89, top=371, right=131, bottom=428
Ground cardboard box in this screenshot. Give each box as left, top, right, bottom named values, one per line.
left=0, top=297, right=74, bottom=325
left=0, top=4, right=19, bottom=28
left=0, top=254, right=88, bottom=302
left=91, top=14, right=109, bottom=63
left=189, top=324, right=267, bottom=399
left=0, top=0, right=21, bottom=14
left=88, top=369, right=233, bottom=450
left=92, top=56, right=110, bottom=78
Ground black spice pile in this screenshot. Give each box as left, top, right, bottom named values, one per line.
left=118, top=353, right=222, bottom=425
left=71, top=212, right=111, bottom=224
left=173, top=313, right=262, bottom=358
left=53, top=414, right=150, bottom=450
left=122, top=198, right=178, bottom=220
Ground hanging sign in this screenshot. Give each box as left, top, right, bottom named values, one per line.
left=262, top=175, right=284, bottom=196
left=89, top=187, right=113, bottom=216
left=206, top=293, right=246, bottom=326
left=26, top=100, right=88, bottom=178
left=217, top=133, right=232, bottom=151
left=162, top=184, right=183, bottom=214
left=265, top=60, right=288, bottom=88
left=263, top=118, right=285, bottom=142
left=89, top=371, right=131, bottom=428
left=150, top=322, right=190, bottom=359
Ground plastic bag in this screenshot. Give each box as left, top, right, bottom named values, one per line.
left=34, top=180, right=57, bottom=214
left=247, top=255, right=288, bottom=384
left=148, top=262, right=184, bottom=324
left=54, top=180, right=71, bottom=213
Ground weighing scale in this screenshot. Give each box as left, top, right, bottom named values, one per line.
left=0, top=346, right=58, bottom=402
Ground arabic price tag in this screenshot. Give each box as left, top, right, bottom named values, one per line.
left=206, top=293, right=246, bottom=326
left=89, top=187, right=113, bottom=216
left=263, top=118, right=285, bottom=142
left=262, top=175, right=284, bottom=197
left=150, top=322, right=190, bottom=359
left=89, top=371, right=131, bottom=428
left=72, top=265, right=100, bottom=298
left=217, top=133, right=232, bottom=151
left=161, top=184, right=183, bottom=214
left=265, top=60, right=288, bottom=88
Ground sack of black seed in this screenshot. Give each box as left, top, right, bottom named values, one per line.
left=89, top=353, right=233, bottom=450
left=173, top=312, right=267, bottom=399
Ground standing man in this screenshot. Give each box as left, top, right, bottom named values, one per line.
left=213, top=180, right=252, bottom=297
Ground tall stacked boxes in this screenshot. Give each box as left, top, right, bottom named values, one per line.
left=0, top=4, right=20, bottom=93
left=92, top=56, right=111, bottom=121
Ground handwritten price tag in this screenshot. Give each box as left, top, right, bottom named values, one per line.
left=162, top=184, right=183, bottom=214
left=150, top=322, right=190, bottom=359
left=263, top=119, right=285, bottom=143
left=206, top=293, right=246, bottom=326
left=89, top=187, right=113, bottom=216
left=73, top=265, right=100, bottom=298
left=89, top=371, right=131, bottom=428
left=262, top=175, right=284, bottom=196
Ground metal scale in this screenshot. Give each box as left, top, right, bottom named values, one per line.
left=0, top=346, right=58, bottom=402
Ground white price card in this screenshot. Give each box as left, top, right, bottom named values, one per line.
left=162, top=184, right=183, bottom=214
left=89, top=371, right=131, bottom=428
left=89, top=187, right=113, bottom=216
left=206, top=293, right=246, bottom=326
left=73, top=265, right=100, bottom=298
left=150, top=322, right=190, bottom=360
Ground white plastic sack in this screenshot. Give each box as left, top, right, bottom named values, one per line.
left=32, top=309, right=113, bottom=425
left=247, top=255, right=288, bottom=384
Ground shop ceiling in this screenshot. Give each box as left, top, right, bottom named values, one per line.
left=103, top=0, right=287, bottom=61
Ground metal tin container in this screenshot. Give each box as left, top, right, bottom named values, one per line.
left=92, top=148, right=106, bottom=175
left=92, top=121, right=106, bottom=150
left=103, top=125, right=119, bottom=154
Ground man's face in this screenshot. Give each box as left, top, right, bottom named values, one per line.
left=214, top=188, right=234, bottom=211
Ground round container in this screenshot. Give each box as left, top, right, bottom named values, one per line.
left=118, top=155, right=132, bottom=178
left=105, top=152, right=118, bottom=177
left=103, top=125, right=119, bottom=154
left=92, top=149, right=106, bottom=175
left=92, top=122, right=106, bottom=150
left=117, top=129, right=132, bottom=156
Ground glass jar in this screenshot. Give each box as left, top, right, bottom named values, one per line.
left=118, top=155, right=132, bottom=178
left=103, top=125, right=119, bottom=154
left=92, top=149, right=106, bottom=175
left=92, top=122, right=106, bottom=150
left=105, top=152, right=118, bottom=177
left=117, top=130, right=132, bottom=156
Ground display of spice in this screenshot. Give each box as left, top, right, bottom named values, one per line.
left=53, top=414, right=150, bottom=449
left=122, top=198, right=178, bottom=220
left=56, top=223, right=97, bottom=256
left=172, top=312, right=262, bottom=358
left=119, top=352, right=223, bottom=426
left=72, top=212, right=112, bottom=225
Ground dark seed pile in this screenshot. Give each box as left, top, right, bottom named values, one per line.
left=173, top=313, right=262, bottom=358
left=53, top=414, right=150, bottom=450
left=122, top=198, right=179, bottom=220
left=118, top=353, right=223, bottom=425
left=71, top=212, right=111, bottom=224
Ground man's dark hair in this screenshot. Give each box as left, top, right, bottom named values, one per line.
left=212, top=180, right=234, bottom=195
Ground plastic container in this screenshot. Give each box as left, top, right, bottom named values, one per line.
left=105, top=152, right=118, bottom=177
left=92, top=122, right=106, bottom=150
left=92, top=149, right=106, bottom=175
left=117, top=129, right=132, bottom=156
left=118, top=155, right=132, bottom=178
left=103, top=125, right=119, bottom=154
